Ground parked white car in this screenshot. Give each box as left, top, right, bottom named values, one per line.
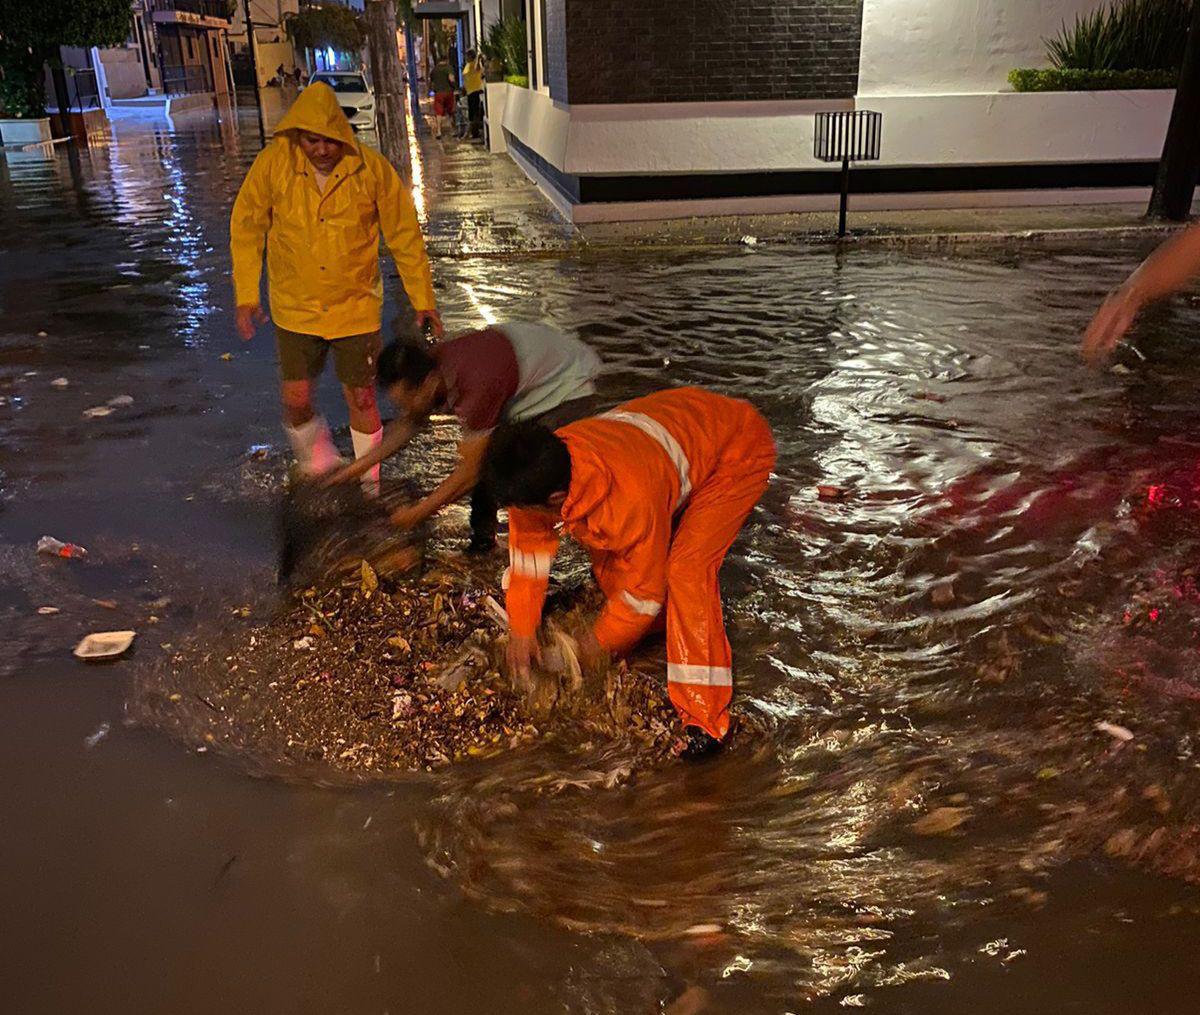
left=309, top=72, right=376, bottom=130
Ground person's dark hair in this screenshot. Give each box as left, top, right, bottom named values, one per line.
left=483, top=421, right=572, bottom=507
left=377, top=339, right=436, bottom=390
left=466, top=48, right=476, bottom=59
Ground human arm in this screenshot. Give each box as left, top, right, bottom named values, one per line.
left=325, top=417, right=419, bottom=485
left=503, top=506, right=563, bottom=681
left=230, top=150, right=274, bottom=338
left=389, top=433, right=488, bottom=529
left=1083, top=223, right=1200, bottom=364
left=375, top=158, right=440, bottom=333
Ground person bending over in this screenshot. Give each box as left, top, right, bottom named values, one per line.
left=332, top=322, right=601, bottom=552
left=482, top=387, right=775, bottom=757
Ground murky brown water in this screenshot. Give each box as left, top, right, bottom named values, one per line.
left=5, top=104, right=1200, bottom=1013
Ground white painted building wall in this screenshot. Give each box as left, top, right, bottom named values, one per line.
left=499, top=0, right=1179, bottom=221
left=858, top=0, right=1101, bottom=96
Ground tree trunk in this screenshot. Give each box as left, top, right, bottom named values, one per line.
left=1148, top=1, right=1200, bottom=221
left=365, top=0, right=412, bottom=184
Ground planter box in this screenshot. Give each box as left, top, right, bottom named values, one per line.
left=0, top=117, right=53, bottom=146
left=485, top=82, right=510, bottom=154
left=861, top=89, right=1176, bottom=167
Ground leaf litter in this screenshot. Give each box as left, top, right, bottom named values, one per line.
left=138, top=553, right=684, bottom=779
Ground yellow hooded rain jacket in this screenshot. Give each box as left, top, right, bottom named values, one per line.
left=230, top=83, right=435, bottom=340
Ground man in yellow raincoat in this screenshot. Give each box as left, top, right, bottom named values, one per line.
left=230, top=83, right=441, bottom=495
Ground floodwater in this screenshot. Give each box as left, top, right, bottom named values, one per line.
left=5, top=102, right=1200, bottom=1014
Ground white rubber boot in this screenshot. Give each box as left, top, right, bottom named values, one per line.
left=285, top=416, right=342, bottom=477
left=351, top=426, right=383, bottom=498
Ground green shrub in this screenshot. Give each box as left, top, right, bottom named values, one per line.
left=495, top=15, right=528, bottom=80
left=504, top=74, right=529, bottom=88
left=1046, top=0, right=1193, bottom=72
left=1008, top=67, right=1178, bottom=91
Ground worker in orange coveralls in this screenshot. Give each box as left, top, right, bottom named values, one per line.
left=482, top=387, right=776, bottom=758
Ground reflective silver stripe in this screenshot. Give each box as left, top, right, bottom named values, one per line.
left=621, top=590, right=662, bottom=617
left=667, top=662, right=733, bottom=687
left=509, top=547, right=554, bottom=579
left=601, top=410, right=692, bottom=505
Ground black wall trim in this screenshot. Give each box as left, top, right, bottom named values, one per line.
left=507, top=133, right=581, bottom=203
left=506, top=137, right=1159, bottom=206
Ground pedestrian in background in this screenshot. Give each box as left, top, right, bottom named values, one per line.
left=230, top=84, right=443, bottom=497
left=429, top=54, right=456, bottom=141
left=462, top=48, right=485, bottom=141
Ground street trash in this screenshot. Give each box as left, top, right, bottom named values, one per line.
left=84, top=722, right=111, bottom=749
left=37, top=606, right=60, bottom=616
left=37, top=536, right=88, bottom=559
left=50, top=377, right=69, bottom=389
left=36, top=330, right=48, bottom=338
left=1095, top=720, right=1134, bottom=742
left=931, top=581, right=956, bottom=608
left=145, top=564, right=685, bottom=776
left=739, top=235, right=758, bottom=246
left=817, top=484, right=850, bottom=501
left=220, top=352, right=234, bottom=361
left=360, top=559, right=379, bottom=598
left=912, top=806, right=970, bottom=836
left=107, top=395, right=134, bottom=408
left=74, top=630, right=137, bottom=661
left=93, top=599, right=118, bottom=610
left=1111, top=363, right=1132, bottom=376
left=83, top=405, right=114, bottom=419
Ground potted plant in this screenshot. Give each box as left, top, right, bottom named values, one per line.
left=481, top=15, right=530, bottom=152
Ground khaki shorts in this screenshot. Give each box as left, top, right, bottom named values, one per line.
left=276, top=327, right=381, bottom=387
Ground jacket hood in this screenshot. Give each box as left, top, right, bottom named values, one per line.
left=274, top=82, right=359, bottom=151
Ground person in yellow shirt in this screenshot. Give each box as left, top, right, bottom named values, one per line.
left=462, top=48, right=485, bottom=141
left=230, top=83, right=442, bottom=496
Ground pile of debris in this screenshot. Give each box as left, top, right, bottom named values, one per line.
left=139, top=556, right=683, bottom=778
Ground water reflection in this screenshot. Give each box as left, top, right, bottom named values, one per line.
left=6, top=108, right=1200, bottom=1012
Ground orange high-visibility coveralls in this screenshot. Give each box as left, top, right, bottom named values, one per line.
left=505, top=387, right=775, bottom=739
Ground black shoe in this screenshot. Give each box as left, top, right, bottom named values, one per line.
left=680, top=725, right=723, bottom=761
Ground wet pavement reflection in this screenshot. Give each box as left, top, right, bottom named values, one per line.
left=6, top=105, right=1200, bottom=1013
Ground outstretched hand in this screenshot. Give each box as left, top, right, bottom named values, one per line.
left=1082, top=287, right=1140, bottom=366
left=506, top=634, right=542, bottom=686
left=236, top=303, right=269, bottom=342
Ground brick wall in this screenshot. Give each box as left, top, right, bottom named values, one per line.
left=560, top=0, right=864, bottom=105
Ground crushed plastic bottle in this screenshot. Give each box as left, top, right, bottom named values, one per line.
left=37, top=536, right=88, bottom=559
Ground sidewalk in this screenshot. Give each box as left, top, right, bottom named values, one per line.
left=408, top=123, right=1194, bottom=256
left=411, top=127, right=576, bottom=258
